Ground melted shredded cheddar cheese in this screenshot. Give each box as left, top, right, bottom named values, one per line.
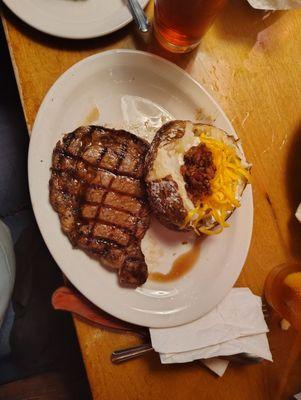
left=184, top=133, right=251, bottom=235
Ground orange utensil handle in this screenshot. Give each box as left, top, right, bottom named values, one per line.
left=52, top=286, right=148, bottom=337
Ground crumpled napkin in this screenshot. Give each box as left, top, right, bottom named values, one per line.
left=246, top=0, right=301, bottom=9
left=294, top=394, right=301, bottom=400
left=150, top=288, right=272, bottom=377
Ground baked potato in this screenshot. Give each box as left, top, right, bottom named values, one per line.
left=145, top=120, right=251, bottom=235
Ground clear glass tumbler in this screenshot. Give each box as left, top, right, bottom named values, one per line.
left=153, top=0, right=227, bottom=53
left=265, top=263, right=301, bottom=331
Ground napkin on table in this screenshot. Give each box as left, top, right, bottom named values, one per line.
left=246, top=0, right=301, bottom=9
left=52, top=286, right=272, bottom=377
left=150, top=288, right=272, bottom=377
left=295, top=203, right=301, bottom=223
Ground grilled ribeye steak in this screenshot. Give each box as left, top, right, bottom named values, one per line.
left=49, top=126, right=150, bottom=286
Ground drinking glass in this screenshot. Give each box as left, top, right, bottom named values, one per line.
left=265, top=263, right=301, bottom=331
left=153, top=0, right=227, bottom=53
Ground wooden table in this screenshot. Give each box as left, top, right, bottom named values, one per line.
left=2, top=1, right=301, bottom=398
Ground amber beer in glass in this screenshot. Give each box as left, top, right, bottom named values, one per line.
left=154, top=0, right=227, bottom=53
left=265, top=263, right=301, bottom=331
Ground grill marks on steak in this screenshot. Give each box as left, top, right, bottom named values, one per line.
left=49, top=126, right=150, bottom=286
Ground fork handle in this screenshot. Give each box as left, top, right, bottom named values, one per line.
left=111, top=343, right=154, bottom=364
left=128, top=0, right=150, bottom=33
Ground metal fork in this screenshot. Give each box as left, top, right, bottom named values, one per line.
left=112, top=343, right=154, bottom=364
left=127, top=0, right=150, bottom=33
left=111, top=345, right=263, bottom=365
left=262, top=300, right=270, bottom=319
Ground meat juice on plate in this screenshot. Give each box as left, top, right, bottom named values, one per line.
left=149, top=238, right=202, bottom=283
left=154, top=0, right=227, bottom=53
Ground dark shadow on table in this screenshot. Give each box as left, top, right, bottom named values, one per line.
left=286, top=123, right=301, bottom=261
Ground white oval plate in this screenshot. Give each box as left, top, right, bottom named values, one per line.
left=28, top=50, right=253, bottom=328
left=2, top=0, right=149, bottom=39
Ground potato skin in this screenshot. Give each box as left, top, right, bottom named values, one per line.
left=146, top=176, right=189, bottom=231
left=145, top=120, right=191, bottom=231
left=145, top=120, right=250, bottom=233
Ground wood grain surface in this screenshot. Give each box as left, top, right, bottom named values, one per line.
left=1, top=1, right=301, bottom=398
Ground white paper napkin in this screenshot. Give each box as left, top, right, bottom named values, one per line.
left=150, top=288, right=272, bottom=376
left=159, top=332, right=272, bottom=363
left=296, top=203, right=301, bottom=223
left=246, top=0, right=301, bottom=9
left=202, top=358, right=229, bottom=377
left=295, top=394, right=301, bottom=400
